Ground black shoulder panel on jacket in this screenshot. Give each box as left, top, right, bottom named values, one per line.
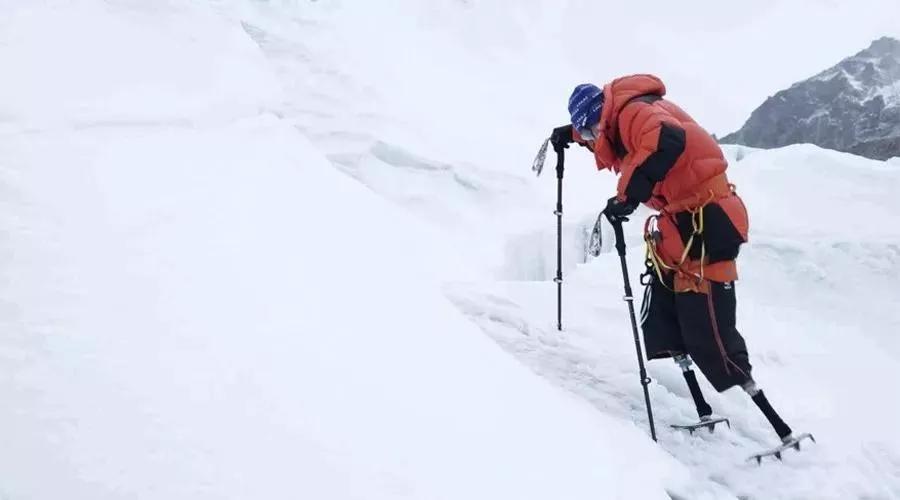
left=624, top=122, right=686, bottom=203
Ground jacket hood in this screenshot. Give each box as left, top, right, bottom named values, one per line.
left=592, top=74, right=667, bottom=170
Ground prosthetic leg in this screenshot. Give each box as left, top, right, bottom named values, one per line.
left=743, top=380, right=815, bottom=463
left=742, top=380, right=792, bottom=438
left=669, top=354, right=731, bottom=433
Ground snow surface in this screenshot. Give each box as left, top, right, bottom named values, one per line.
left=2, top=1, right=900, bottom=500
left=0, top=3, right=685, bottom=499
left=456, top=144, right=900, bottom=499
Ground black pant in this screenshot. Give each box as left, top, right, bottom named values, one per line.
left=640, top=272, right=752, bottom=392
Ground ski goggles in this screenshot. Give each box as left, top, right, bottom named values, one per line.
left=576, top=125, right=598, bottom=142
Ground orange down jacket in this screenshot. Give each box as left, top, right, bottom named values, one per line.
left=581, top=74, right=749, bottom=292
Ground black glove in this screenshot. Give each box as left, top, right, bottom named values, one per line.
left=604, top=196, right=638, bottom=220
left=550, top=124, right=575, bottom=151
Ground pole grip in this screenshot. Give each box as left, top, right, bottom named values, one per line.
left=555, top=148, right=565, bottom=180
left=610, top=218, right=627, bottom=257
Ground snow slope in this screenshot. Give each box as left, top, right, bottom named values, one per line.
left=449, top=144, right=900, bottom=499
left=233, top=5, right=900, bottom=497
left=0, top=3, right=688, bottom=499
left=2, top=1, right=900, bottom=500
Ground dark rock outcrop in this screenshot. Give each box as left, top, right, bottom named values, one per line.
left=722, top=37, right=900, bottom=161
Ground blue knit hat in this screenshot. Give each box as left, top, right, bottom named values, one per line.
left=568, top=83, right=604, bottom=131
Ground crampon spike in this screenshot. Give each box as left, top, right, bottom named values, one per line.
left=748, top=432, right=816, bottom=465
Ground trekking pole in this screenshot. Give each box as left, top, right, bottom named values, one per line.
left=553, top=147, right=564, bottom=331
left=531, top=135, right=565, bottom=331
left=606, top=213, right=657, bottom=441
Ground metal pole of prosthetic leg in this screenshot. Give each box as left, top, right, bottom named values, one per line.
left=608, top=214, right=657, bottom=441
left=675, top=355, right=713, bottom=418
left=744, top=381, right=794, bottom=440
